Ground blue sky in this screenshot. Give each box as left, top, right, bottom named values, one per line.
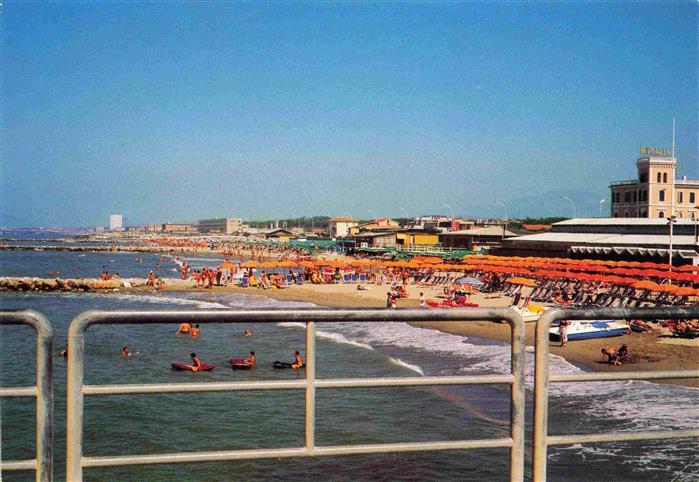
left=2, top=2, right=697, bottom=227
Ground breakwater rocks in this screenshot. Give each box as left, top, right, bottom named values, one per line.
left=0, top=277, right=148, bottom=292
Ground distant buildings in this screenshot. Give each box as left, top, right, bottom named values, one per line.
left=197, top=218, right=243, bottom=235
left=328, top=217, right=358, bottom=237
left=109, top=214, right=123, bottom=231
left=161, top=223, right=197, bottom=233
left=411, top=215, right=474, bottom=233
left=610, top=148, right=698, bottom=219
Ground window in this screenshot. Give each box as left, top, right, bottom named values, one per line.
left=659, top=190, right=665, bottom=202
left=658, top=211, right=665, bottom=218
left=624, top=192, right=631, bottom=202
left=625, top=211, right=629, bottom=217
left=663, top=173, right=668, bottom=183
left=657, top=172, right=662, bottom=183
left=690, top=192, right=695, bottom=204
left=639, top=172, right=648, bottom=183
left=633, top=191, right=637, bottom=202
left=678, top=192, right=683, bottom=204
left=692, top=212, right=696, bottom=220
left=677, top=212, right=683, bottom=218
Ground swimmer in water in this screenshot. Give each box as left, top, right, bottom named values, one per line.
left=176, top=322, right=191, bottom=334
left=60, top=347, right=68, bottom=357
left=243, top=351, right=256, bottom=366
left=121, top=346, right=129, bottom=357
left=190, top=324, right=201, bottom=337
left=244, top=329, right=252, bottom=336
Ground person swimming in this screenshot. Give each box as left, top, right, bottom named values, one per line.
left=190, top=324, right=201, bottom=337
left=60, top=347, right=68, bottom=357
left=176, top=322, right=191, bottom=334
left=244, top=329, right=252, bottom=336
left=121, top=346, right=129, bottom=357
left=292, top=350, right=303, bottom=369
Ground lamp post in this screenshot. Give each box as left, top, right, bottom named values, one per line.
left=694, top=205, right=698, bottom=246
left=441, top=203, right=454, bottom=218
left=599, top=199, right=606, bottom=217
left=667, top=214, right=676, bottom=269
left=560, top=195, right=576, bottom=218
left=496, top=201, right=509, bottom=239
left=399, top=206, right=409, bottom=226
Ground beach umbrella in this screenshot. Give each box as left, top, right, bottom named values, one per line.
left=506, top=277, right=537, bottom=287
left=218, top=261, right=237, bottom=269
left=651, top=284, right=680, bottom=293
left=631, top=280, right=661, bottom=291
left=669, top=286, right=696, bottom=296
left=676, top=265, right=698, bottom=272
left=240, top=260, right=259, bottom=268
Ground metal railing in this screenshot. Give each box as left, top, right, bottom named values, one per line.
left=66, top=308, right=526, bottom=481
left=533, top=306, right=699, bottom=480
left=0, top=310, right=54, bottom=482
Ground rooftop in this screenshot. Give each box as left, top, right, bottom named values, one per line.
left=328, top=217, right=355, bottom=222
left=440, top=226, right=517, bottom=237
left=554, top=218, right=698, bottom=227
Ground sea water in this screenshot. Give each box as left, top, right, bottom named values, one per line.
left=1, top=250, right=698, bottom=481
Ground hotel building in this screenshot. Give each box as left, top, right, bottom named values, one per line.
left=610, top=147, right=698, bottom=219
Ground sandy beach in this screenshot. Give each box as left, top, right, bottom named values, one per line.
left=147, top=280, right=699, bottom=389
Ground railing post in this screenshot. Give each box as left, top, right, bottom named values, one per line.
left=506, top=310, right=526, bottom=482
left=533, top=308, right=558, bottom=482
left=305, top=321, right=316, bottom=452
left=34, top=312, right=54, bottom=482
left=66, top=315, right=88, bottom=482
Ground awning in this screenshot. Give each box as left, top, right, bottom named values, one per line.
left=569, top=246, right=698, bottom=258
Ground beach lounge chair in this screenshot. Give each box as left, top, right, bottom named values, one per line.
left=351, top=274, right=358, bottom=283
left=286, top=274, right=294, bottom=285
left=358, top=273, right=366, bottom=283
left=239, top=278, right=249, bottom=288
left=342, top=274, right=351, bottom=284
left=296, top=274, right=304, bottom=284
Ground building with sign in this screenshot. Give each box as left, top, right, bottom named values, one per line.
left=609, top=148, right=698, bottom=219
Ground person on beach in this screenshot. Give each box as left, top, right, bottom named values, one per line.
left=419, top=292, right=426, bottom=308
left=121, top=346, right=130, bottom=357
left=190, top=352, right=202, bottom=372
left=291, top=350, right=303, bottom=369
left=176, top=322, right=191, bottom=334
left=190, top=324, right=201, bottom=337
left=386, top=292, right=393, bottom=308
left=146, top=271, right=156, bottom=287
left=559, top=320, right=569, bottom=347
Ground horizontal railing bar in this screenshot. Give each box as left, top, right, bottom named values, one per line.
left=548, top=429, right=699, bottom=446
left=0, top=386, right=37, bottom=397
left=84, top=374, right=513, bottom=396
left=0, top=458, right=37, bottom=471
left=82, top=438, right=513, bottom=467
left=315, top=375, right=513, bottom=388
left=83, top=380, right=306, bottom=395
left=550, top=370, right=699, bottom=383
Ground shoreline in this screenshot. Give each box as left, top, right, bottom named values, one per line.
left=150, top=281, right=697, bottom=389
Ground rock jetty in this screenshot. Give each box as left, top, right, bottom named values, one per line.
left=0, top=277, right=148, bottom=292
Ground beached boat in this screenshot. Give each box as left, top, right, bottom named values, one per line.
left=549, top=320, right=630, bottom=342
left=511, top=304, right=548, bottom=323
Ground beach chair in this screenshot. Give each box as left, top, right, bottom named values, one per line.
left=296, top=274, right=304, bottom=284
left=351, top=274, right=358, bottom=283
left=286, top=274, right=294, bottom=285
left=239, top=278, right=249, bottom=288
left=358, top=273, right=366, bottom=283
left=342, top=274, right=351, bottom=284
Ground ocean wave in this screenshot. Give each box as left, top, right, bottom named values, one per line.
left=388, top=356, right=424, bottom=375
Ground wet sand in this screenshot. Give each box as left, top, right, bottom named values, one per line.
left=150, top=280, right=698, bottom=389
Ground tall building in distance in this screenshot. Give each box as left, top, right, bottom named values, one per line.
left=609, top=147, right=698, bottom=219
left=109, top=214, right=124, bottom=231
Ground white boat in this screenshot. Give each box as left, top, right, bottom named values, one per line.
left=511, top=304, right=548, bottom=323
left=549, top=320, right=629, bottom=342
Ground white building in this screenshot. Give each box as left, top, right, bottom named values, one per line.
left=198, top=218, right=243, bottom=235
left=109, top=214, right=124, bottom=231
left=328, top=217, right=358, bottom=237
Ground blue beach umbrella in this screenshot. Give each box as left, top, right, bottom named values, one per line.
left=455, top=277, right=484, bottom=286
